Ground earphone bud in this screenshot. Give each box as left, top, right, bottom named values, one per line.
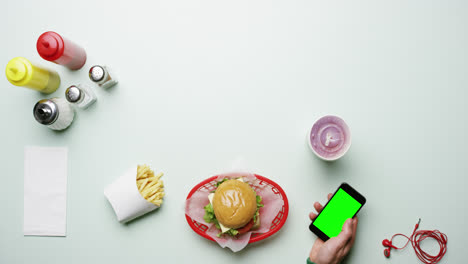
left=382, top=239, right=397, bottom=249
left=384, top=248, right=391, bottom=258
left=382, top=239, right=397, bottom=258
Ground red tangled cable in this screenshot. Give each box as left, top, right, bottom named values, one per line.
left=382, top=219, right=448, bottom=264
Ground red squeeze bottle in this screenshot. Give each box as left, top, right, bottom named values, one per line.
left=36, top=31, right=87, bottom=70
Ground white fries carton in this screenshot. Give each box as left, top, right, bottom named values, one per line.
left=104, top=167, right=159, bottom=223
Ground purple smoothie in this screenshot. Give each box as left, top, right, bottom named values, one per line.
left=309, top=115, right=351, bottom=161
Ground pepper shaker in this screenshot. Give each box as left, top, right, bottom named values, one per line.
left=33, top=98, right=75, bottom=130
left=65, top=84, right=97, bottom=109
left=89, top=65, right=117, bottom=89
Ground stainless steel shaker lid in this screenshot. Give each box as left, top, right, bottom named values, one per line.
left=89, top=65, right=105, bottom=82
left=65, top=85, right=82, bottom=103
left=33, top=99, right=58, bottom=125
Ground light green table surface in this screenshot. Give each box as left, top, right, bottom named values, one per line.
left=1, top=1, right=466, bottom=263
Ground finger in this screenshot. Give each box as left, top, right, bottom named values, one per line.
left=350, top=218, right=359, bottom=246
left=327, top=193, right=333, bottom=200
left=352, top=217, right=358, bottom=236
left=335, top=218, right=353, bottom=250
left=343, top=217, right=359, bottom=254
left=309, top=212, right=317, bottom=221
left=314, top=202, right=324, bottom=213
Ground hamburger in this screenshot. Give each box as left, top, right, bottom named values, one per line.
left=204, top=178, right=264, bottom=237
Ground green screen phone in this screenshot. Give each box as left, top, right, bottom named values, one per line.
left=309, top=183, right=366, bottom=241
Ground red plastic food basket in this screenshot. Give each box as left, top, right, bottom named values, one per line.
left=185, top=174, right=289, bottom=243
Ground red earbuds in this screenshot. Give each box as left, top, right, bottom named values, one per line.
left=381, top=219, right=448, bottom=264
left=382, top=239, right=397, bottom=258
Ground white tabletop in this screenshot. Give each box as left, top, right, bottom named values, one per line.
left=1, top=1, right=466, bottom=263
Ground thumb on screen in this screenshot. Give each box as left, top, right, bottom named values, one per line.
left=335, top=218, right=353, bottom=248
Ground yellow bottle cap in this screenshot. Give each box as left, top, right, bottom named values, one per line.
left=5, top=57, right=32, bottom=86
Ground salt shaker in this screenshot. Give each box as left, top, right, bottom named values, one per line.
left=33, top=98, right=75, bottom=130
left=89, top=65, right=117, bottom=89
left=65, top=84, right=97, bottom=109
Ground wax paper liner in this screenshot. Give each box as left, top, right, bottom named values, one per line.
left=185, top=171, right=284, bottom=252
left=104, top=166, right=159, bottom=223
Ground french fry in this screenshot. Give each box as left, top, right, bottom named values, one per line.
left=147, top=186, right=159, bottom=197
left=155, top=172, right=163, bottom=180
left=136, top=164, right=165, bottom=206
left=140, top=187, right=153, bottom=198
left=138, top=178, right=149, bottom=192
left=138, top=166, right=147, bottom=180
left=154, top=193, right=164, bottom=199
left=148, top=193, right=157, bottom=201
left=145, top=180, right=157, bottom=190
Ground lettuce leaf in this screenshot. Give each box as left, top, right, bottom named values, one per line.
left=215, top=178, right=229, bottom=188
left=203, top=203, right=220, bottom=229
left=256, top=195, right=264, bottom=208
left=203, top=203, right=215, bottom=223
left=210, top=178, right=230, bottom=193
left=253, top=193, right=263, bottom=225
left=225, top=229, right=239, bottom=236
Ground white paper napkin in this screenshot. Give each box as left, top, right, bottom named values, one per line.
left=24, top=146, right=68, bottom=236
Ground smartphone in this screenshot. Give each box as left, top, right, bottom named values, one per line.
left=309, top=183, right=366, bottom=241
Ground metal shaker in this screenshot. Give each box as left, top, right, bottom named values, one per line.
left=89, top=65, right=118, bottom=89
left=65, top=84, right=97, bottom=109
left=33, top=98, right=75, bottom=130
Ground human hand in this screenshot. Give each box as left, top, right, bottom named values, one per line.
left=309, top=193, right=359, bottom=264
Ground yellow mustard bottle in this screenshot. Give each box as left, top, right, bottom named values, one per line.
left=5, top=57, right=60, bottom=94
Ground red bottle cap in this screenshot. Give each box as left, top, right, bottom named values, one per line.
left=37, top=31, right=64, bottom=61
